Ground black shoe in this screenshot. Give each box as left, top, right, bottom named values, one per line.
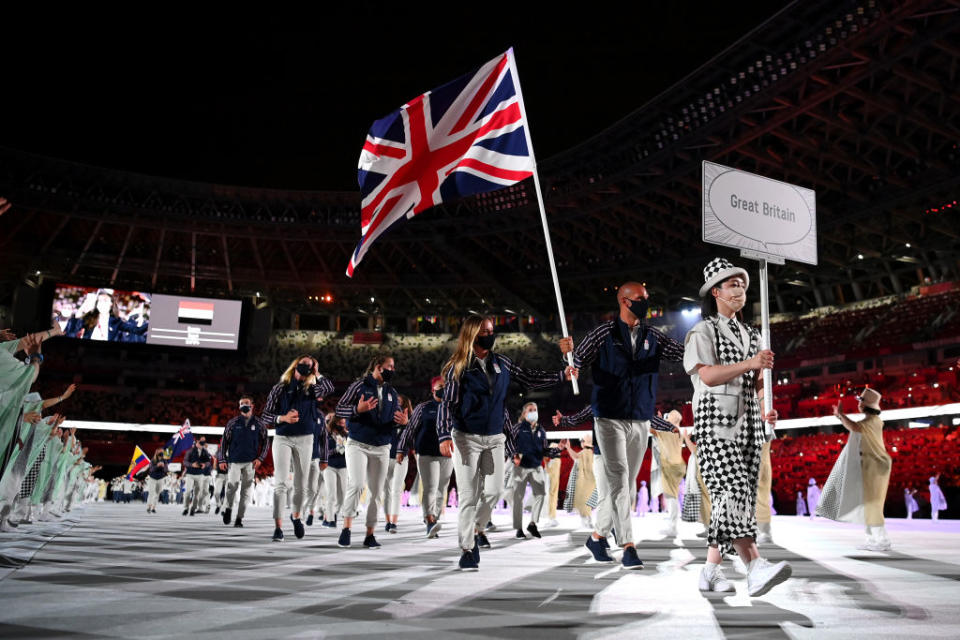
left=458, top=550, right=479, bottom=571
left=621, top=546, right=644, bottom=570
left=222, top=507, right=232, bottom=525
left=385, top=522, right=391, bottom=533
left=389, top=523, right=398, bottom=533
left=515, top=528, right=526, bottom=539
left=363, top=534, right=382, bottom=549
left=234, top=518, right=243, bottom=528
left=476, top=532, right=491, bottom=549
left=189, top=507, right=196, bottom=516
left=182, top=508, right=188, bottom=516
left=472, top=536, right=481, bottom=565
left=527, top=522, right=541, bottom=539
left=290, top=515, right=305, bottom=539
left=337, top=528, right=351, bottom=548
left=306, top=514, right=314, bottom=526
left=147, top=507, right=151, bottom=513
left=215, top=506, right=220, bottom=515
left=272, top=527, right=284, bottom=542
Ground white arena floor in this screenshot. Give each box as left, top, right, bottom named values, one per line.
left=0, top=503, right=957, bottom=639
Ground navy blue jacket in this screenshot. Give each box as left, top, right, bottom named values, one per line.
left=512, top=422, right=547, bottom=468
left=573, top=318, right=684, bottom=420
left=399, top=400, right=442, bottom=457
left=438, top=353, right=564, bottom=441
left=220, top=414, right=269, bottom=464
left=323, top=432, right=347, bottom=469
left=262, top=376, right=335, bottom=437
left=184, top=446, right=212, bottom=475
left=147, top=461, right=167, bottom=480
left=335, top=374, right=402, bottom=447
left=65, top=315, right=148, bottom=342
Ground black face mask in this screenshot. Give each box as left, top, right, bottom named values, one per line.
left=475, top=334, right=496, bottom=351
left=380, top=368, right=395, bottom=383
left=433, top=389, right=443, bottom=401
left=296, top=363, right=313, bottom=377
left=239, top=405, right=251, bottom=414
left=626, top=297, right=649, bottom=320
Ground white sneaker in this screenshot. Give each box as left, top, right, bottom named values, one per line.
left=699, top=565, right=735, bottom=593
left=756, top=532, right=773, bottom=544
left=661, top=527, right=678, bottom=538
left=544, top=519, right=559, bottom=528
left=857, top=540, right=891, bottom=552
left=747, top=558, right=792, bottom=597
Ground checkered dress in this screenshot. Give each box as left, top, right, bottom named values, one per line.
left=18, top=447, right=44, bottom=500
left=693, top=315, right=764, bottom=555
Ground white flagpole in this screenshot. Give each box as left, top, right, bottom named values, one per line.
left=506, top=48, right=579, bottom=395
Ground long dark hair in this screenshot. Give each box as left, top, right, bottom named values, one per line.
left=83, top=292, right=121, bottom=332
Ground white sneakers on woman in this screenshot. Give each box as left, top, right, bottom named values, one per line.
left=746, top=558, right=792, bottom=597
left=699, top=564, right=735, bottom=593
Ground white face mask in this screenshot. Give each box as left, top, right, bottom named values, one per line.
left=526, top=411, right=538, bottom=424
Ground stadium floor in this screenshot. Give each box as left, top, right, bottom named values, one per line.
left=0, top=504, right=957, bottom=639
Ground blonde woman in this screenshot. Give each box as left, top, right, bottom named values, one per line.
left=437, top=315, right=576, bottom=571
left=262, top=354, right=334, bottom=542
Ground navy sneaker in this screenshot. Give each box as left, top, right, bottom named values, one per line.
left=621, top=546, right=644, bottom=570
left=363, top=534, right=382, bottom=549
left=472, top=536, right=481, bottom=565
left=476, top=532, right=491, bottom=549
left=222, top=507, right=231, bottom=525
left=389, top=523, right=398, bottom=534
left=291, top=515, right=305, bottom=539
left=427, top=521, right=442, bottom=538
left=337, top=528, right=351, bottom=548
left=272, top=527, right=284, bottom=542
left=458, top=550, right=479, bottom=571
left=385, top=522, right=392, bottom=533
left=527, top=522, right=541, bottom=539
left=584, top=536, right=615, bottom=562
left=515, top=528, right=527, bottom=539
left=306, top=514, right=314, bottom=526
left=233, top=518, right=243, bottom=528
left=601, top=537, right=610, bottom=550
left=484, top=521, right=496, bottom=532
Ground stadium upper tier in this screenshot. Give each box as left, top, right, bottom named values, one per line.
left=2, top=1, right=959, bottom=318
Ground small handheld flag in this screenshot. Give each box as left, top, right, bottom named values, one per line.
left=126, top=446, right=150, bottom=480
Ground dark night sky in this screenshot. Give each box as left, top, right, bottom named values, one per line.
left=3, top=5, right=791, bottom=191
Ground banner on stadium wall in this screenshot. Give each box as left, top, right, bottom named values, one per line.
left=702, top=161, right=818, bottom=265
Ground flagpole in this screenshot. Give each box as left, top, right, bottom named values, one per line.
left=506, top=48, right=579, bottom=395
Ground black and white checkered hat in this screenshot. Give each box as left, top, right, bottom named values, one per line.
left=699, top=258, right=750, bottom=297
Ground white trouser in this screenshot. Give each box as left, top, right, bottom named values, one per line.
left=186, top=475, right=206, bottom=511
left=664, top=496, right=680, bottom=532
left=451, top=430, right=505, bottom=551
left=306, top=461, right=324, bottom=514
left=510, top=466, right=545, bottom=529
left=214, top=474, right=227, bottom=508
left=198, top=476, right=213, bottom=509
left=146, top=477, right=164, bottom=508
left=417, top=454, right=454, bottom=521
left=384, top=457, right=408, bottom=516
left=342, top=439, right=390, bottom=529
left=593, top=455, right=615, bottom=538
left=594, top=418, right=649, bottom=546
left=272, top=434, right=313, bottom=520
left=323, top=466, right=347, bottom=521
left=225, top=462, right=255, bottom=520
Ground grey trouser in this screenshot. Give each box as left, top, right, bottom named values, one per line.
left=594, top=418, right=648, bottom=546
left=186, top=474, right=206, bottom=511
left=451, top=430, right=505, bottom=550
left=417, top=454, right=453, bottom=521
left=307, top=461, right=324, bottom=514
left=146, top=477, right=164, bottom=508
left=272, top=434, right=313, bottom=520
left=510, top=466, right=545, bottom=529
left=384, top=457, right=408, bottom=516
left=225, top=462, right=255, bottom=520
left=593, top=455, right=614, bottom=538
left=214, top=473, right=227, bottom=508
left=342, top=439, right=390, bottom=529
left=323, top=466, right=347, bottom=520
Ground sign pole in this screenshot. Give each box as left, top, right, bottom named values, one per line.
left=757, top=258, right=774, bottom=434
left=507, top=47, right=579, bottom=395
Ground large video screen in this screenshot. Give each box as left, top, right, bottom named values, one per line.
left=52, top=285, right=242, bottom=350
left=146, top=294, right=242, bottom=350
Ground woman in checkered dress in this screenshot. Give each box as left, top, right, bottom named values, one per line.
left=682, top=258, right=792, bottom=597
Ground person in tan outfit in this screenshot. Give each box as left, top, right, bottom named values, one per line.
left=651, top=410, right=686, bottom=537
left=834, top=387, right=892, bottom=551
left=564, top=436, right=596, bottom=528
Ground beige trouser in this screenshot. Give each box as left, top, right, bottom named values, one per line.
left=546, top=458, right=561, bottom=519
left=225, top=462, right=255, bottom=520
left=451, top=430, right=505, bottom=550
left=594, top=418, right=649, bottom=546
left=342, top=439, right=390, bottom=529
left=756, top=441, right=773, bottom=524
left=272, top=434, right=313, bottom=520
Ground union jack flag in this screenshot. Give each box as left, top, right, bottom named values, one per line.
left=348, top=48, right=535, bottom=277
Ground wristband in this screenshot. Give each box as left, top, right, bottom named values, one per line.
left=26, top=353, right=44, bottom=365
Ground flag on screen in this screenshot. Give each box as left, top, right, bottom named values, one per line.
left=162, top=419, right=194, bottom=461
left=178, top=300, right=214, bottom=325
left=125, top=445, right=150, bottom=480
left=348, top=48, right=534, bottom=277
